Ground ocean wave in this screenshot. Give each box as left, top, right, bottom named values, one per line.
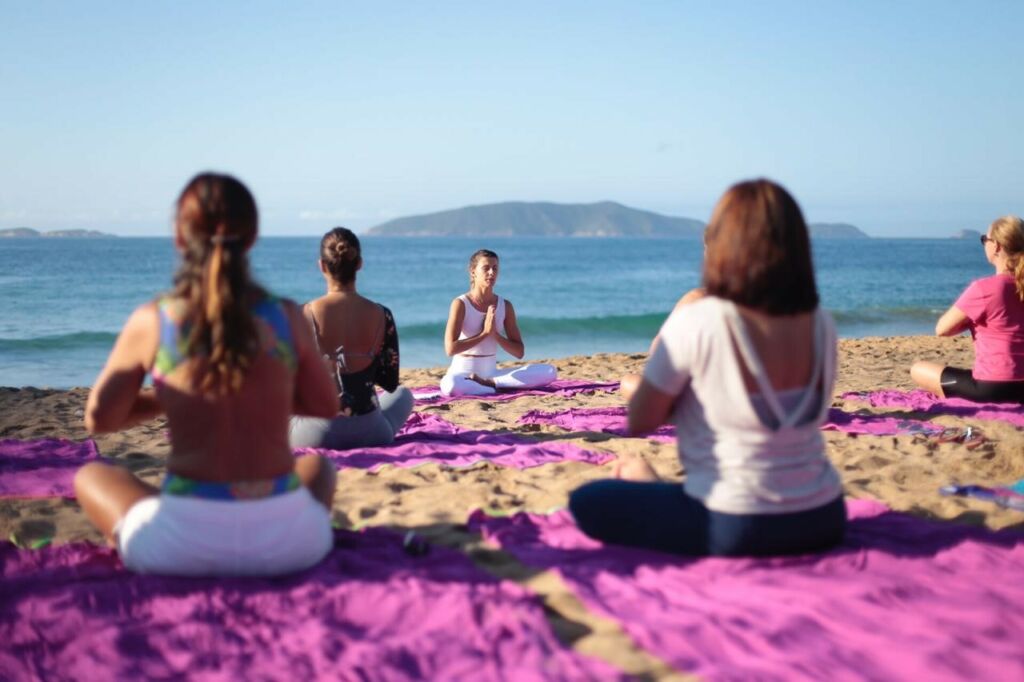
left=0, top=331, right=118, bottom=353
left=398, top=311, right=669, bottom=342
left=830, top=306, right=943, bottom=326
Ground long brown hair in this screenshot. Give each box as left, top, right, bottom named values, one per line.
left=989, top=215, right=1024, bottom=301
left=170, top=173, right=262, bottom=394
left=702, top=179, right=819, bottom=315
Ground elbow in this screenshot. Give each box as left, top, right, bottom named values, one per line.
left=84, top=407, right=112, bottom=435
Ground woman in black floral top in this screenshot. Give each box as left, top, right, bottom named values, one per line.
left=288, top=228, right=413, bottom=449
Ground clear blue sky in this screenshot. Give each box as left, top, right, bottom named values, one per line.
left=2, top=1, right=1021, bottom=237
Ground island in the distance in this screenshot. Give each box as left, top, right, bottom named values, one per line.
left=0, top=228, right=115, bottom=238
left=366, top=201, right=869, bottom=238
left=950, top=228, right=982, bottom=240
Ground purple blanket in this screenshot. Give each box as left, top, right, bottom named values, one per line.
left=304, top=412, right=615, bottom=471
left=413, top=379, right=620, bottom=405
left=0, top=439, right=99, bottom=498
left=519, top=407, right=675, bottom=442
left=0, top=528, right=621, bottom=681
left=471, top=500, right=1024, bottom=681
left=843, top=389, right=1024, bottom=429
left=518, top=406, right=944, bottom=440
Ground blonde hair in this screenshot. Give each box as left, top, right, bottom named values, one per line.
left=990, top=215, right=1024, bottom=301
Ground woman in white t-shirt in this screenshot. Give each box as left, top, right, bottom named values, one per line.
left=570, top=179, right=846, bottom=557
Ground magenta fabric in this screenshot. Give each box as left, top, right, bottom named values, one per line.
left=413, top=379, right=620, bottom=405
left=303, top=412, right=614, bottom=471
left=843, top=389, right=1024, bottom=428
left=954, top=273, right=1024, bottom=380
left=518, top=407, right=675, bottom=442
left=0, top=439, right=99, bottom=498
left=820, top=409, right=944, bottom=436
left=471, top=500, right=1024, bottom=681
left=0, top=527, right=622, bottom=681
left=518, top=406, right=943, bottom=439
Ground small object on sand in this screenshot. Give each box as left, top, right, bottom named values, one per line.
left=939, top=484, right=1024, bottom=511
left=934, top=428, right=965, bottom=444
left=930, top=426, right=987, bottom=449
left=403, top=530, right=430, bottom=556
left=961, top=426, right=987, bottom=450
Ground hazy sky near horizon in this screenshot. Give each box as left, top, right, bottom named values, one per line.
left=2, top=1, right=1021, bottom=237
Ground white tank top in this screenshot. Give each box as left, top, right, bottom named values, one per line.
left=456, top=294, right=505, bottom=357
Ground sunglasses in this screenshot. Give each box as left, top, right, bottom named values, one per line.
left=979, top=235, right=992, bottom=246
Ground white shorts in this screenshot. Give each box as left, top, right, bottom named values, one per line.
left=115, top=488, right=333, bottom=577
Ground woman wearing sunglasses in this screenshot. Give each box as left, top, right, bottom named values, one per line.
left=911, top=215, right=1024, bottom=403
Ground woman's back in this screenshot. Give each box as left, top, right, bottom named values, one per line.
left=305, top=292, right=386, bottom=374
left=153, top=292, right=307, bottom=482
left=647, top=297, right=840, bottom=514
left=731, top=305, right=817, bottom=394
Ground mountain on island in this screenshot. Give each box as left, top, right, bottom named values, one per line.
left=950, top=228, right=982, bottom=240
left=0, top=228, right=115, bottom=238
left=806, top=223, right=869, bottom=239
left=367, top=201, right=869, bottom=239
left=367, top=201, right=704, bottom=238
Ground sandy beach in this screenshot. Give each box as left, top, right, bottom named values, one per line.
left=2, top=334, right=1023, bottom=678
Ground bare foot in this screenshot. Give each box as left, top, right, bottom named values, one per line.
left=467, top=373, right=496, bottom=388
left=613, top=457, right=660, bottom=482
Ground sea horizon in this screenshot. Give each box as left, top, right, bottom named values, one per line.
left=1, top=235, right=986, bottom=388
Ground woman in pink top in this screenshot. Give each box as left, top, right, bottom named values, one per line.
left=911, top=215, right=1024, bottom=403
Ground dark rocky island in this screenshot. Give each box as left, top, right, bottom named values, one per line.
left=367, top=201, right=704, bottom=238
left=366, top=202, right=869, bottom=239
left=806, top=223, right=870, bottom=239
left=0, top=228, right=115, bottom=238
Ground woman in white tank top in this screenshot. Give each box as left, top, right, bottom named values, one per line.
left=440, top=249, right=557, bottom=396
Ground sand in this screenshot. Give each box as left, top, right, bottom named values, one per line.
left=2, top=334, right=1022, bottom=678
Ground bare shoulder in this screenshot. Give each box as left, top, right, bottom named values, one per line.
left=122, top=300, right=160, bottom=340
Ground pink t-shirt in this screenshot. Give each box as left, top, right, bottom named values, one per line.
left=954, top=273, right=1024, bottom=381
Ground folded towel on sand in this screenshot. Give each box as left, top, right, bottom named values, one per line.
left=471, top=499, right=1024, bottom=681
left=303, top=412, right=615, bottom=471
left=0, top=527, right=621, bottom=681
left=518, top=406, right=944, bottom=440
left=843, top=389, right=1024, bottom=428
left=0, top=439, right=99, bottom=498
left=413, top=379, right=620, bottom=405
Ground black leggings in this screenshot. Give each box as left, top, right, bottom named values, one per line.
left=940, top=367, right=1024, bottom=404
left=568, top=480, right=846, bottom=557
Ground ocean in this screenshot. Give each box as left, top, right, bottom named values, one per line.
left=0, top=236, right=987, bottom=388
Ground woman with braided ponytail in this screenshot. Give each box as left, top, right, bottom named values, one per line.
left=911, top=215, right=1024, bottom=403
left=288, top=227, right=414, bottom=449
left=74, top=173, right=340, bottom=576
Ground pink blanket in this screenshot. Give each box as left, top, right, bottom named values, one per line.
left=0, top=439, right=99, bottom=498
left=471, top=500, right=1024, bottom=681
left=518, top=407, right=675, bottom=442
left=304, top=412, right=615, bottom=471
left=518, top=406, right=944, bottom=440
left=0, top=528, right=622, bottom=681
left=843, top=389, right=1024, bottom=429
left=413, top=379, right=620, bottom=405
